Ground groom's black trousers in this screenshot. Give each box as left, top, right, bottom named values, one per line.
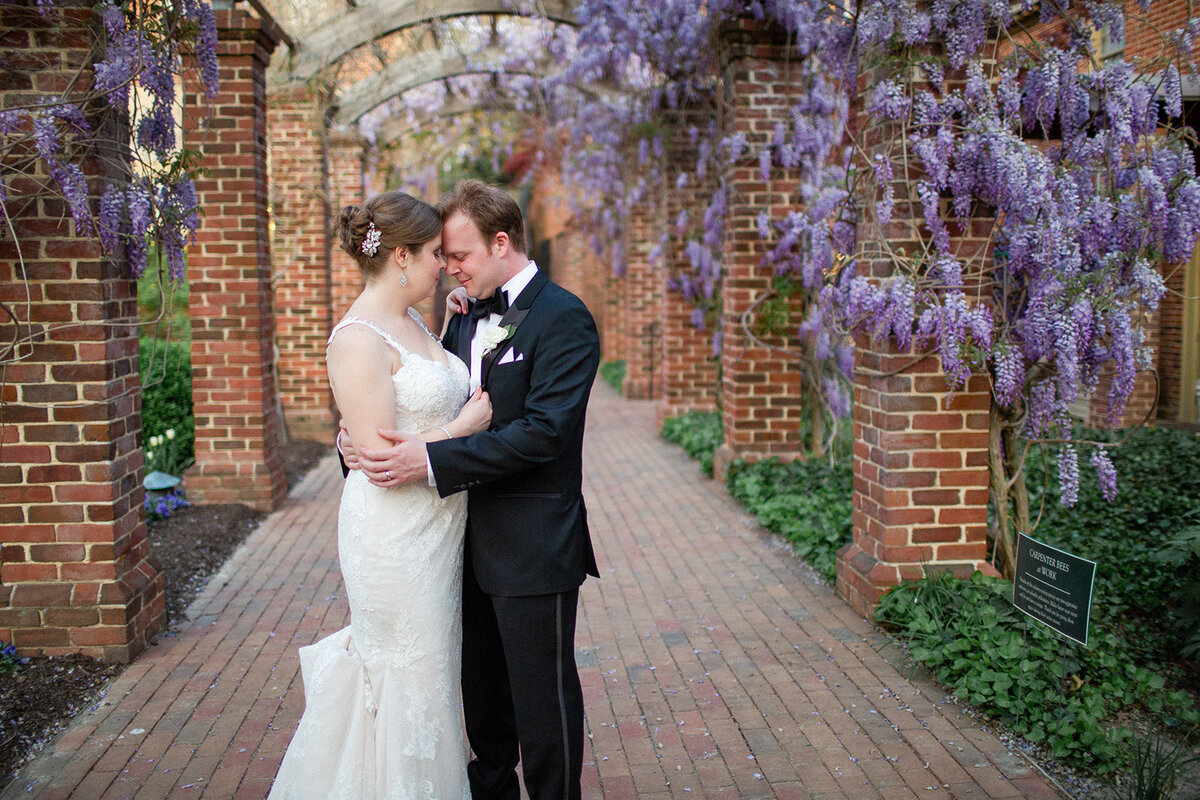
left=461, top=551, right=584, bottom=800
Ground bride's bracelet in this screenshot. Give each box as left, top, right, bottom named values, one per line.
left=435, top=425, right=452, bottom=440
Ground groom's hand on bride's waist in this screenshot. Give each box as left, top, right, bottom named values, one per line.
left=361, top=430, right=428, bottom=487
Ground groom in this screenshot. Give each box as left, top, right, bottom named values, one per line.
left=356, top=179, right=600, bottom=800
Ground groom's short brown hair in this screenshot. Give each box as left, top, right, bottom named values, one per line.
left=437, top=179, right=527, bottom=255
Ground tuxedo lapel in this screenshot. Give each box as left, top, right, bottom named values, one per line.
left=455, top=312, right=474, bottom=367
left=480, top=270, right=549, bottom=388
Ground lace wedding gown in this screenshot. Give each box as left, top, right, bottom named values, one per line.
left=269, top=310, right=472, bottom=800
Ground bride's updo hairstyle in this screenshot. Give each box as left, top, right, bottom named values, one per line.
left=336, top=191, right=442, bottom=277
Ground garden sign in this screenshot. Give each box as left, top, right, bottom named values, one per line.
left=1012, top=533, right=1097, bottom=646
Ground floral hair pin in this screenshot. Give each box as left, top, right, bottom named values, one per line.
left=361, top=221, right=381, bottom=256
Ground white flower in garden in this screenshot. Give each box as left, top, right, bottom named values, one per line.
left=146, top=450, right=154, bottom=461
left=166, top=429, right=175, bottom=440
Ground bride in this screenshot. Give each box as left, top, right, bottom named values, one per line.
left=269, top=191, right=490, bottom=799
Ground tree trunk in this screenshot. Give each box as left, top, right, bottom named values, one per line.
left=810, top=399, right=825, bottom=458
left=988, top=401, right=1030, bottom=577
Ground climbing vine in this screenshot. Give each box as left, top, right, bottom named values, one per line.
left=430, top=0, right=1200, bottom=575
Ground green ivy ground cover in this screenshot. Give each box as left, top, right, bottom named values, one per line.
left=660, top=411, right=723, bottom=477
left=659, top=412, right=1200, bottom=775
left=725, top=457, right=852, bottom=580
left=875, top=425, right=1200, bottom=775
left=875, top=570, right=1197, bottom=773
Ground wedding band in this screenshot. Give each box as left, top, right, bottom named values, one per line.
left=385, top=470, right=392, bottom=481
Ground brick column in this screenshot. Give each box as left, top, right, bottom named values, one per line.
left=269, top=85, right=334, bottom=441
left=1157, top=260, right=1186, bottom=422
left=837, top=351, right=995, bottom=614
left=658, top=108, right=720, bottom=424
left=712, top=20, right=808, bottom=478
left=182, top=8, right=286, bottom=510
left=836, top=49, right=997, bottom=615
left=327, top=129, right=365, bottom=322
left=550, top=227, right=608, bottom=353
left=602, top=261, right=628, bottom=366
left=0, top=0, right=164, bottom=661
left=621, top=191, right=664, bottom=399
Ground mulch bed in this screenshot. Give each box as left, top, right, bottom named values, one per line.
left=0, top=439, right=331, bottom=785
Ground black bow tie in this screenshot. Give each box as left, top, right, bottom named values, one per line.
left=470, top=291, right=509, bottom=320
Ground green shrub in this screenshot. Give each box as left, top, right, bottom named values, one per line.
left=139, top=334, right=194, bottom=475
left=660, top=411, right=723, bottom=477
left=598, top=360, right=626, bottom=393
left=875, top=570, right=1199, bottom=773
left=1154, top=520, right=1200, bottom=660
left=725, top=456, right=852, bottom=579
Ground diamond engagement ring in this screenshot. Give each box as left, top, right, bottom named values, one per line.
left=385, top=470, right=392, bottom=481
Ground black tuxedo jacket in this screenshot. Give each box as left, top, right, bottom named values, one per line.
left=428, top=269, right=601, bottom=597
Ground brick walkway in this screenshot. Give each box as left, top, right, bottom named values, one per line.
left=3, top=387, right=1060, bottom=800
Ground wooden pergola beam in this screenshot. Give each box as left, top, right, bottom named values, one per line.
left=285, top=0, right=578, bottom=82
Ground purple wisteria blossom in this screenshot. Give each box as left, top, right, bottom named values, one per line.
left=389, top=0, right=1200, bottom=514
left=2, top=0, right=220, bottom=285
left=1058, top=445, right=1081, bottom=507
left=1090, top=448, right=1118, bottom=501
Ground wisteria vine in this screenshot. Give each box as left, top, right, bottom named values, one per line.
left=1, top=0, right=218, bottom=288
left=468, top=0, right=1197, bottom=571
left=376, top=1, right=1198, bottom=570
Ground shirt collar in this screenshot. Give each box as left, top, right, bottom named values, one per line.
left=499, top=261, right=538, bottom=305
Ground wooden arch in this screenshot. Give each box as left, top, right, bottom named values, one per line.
left=372, top=95, right=521, bottom=146
left=332, top=44, right=551, bottom=123
left=285, top=0, right=578, bottom=82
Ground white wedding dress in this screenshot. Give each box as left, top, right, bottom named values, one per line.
left=269, top=310, right=472, bottom=800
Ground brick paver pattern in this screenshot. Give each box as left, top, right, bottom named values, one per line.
left=3, top=387, right=1060, bottom=799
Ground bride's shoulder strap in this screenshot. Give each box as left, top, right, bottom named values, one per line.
left=406, top=307, right=437, bottom=339
left=327, top=316, right=407, bottom=356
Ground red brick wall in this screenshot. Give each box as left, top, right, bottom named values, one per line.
left=622, top=190, right=664, bottom=399
left=1157, top=263, right=1184, bottom=420
left=1129, top=1, right=1199, bottom=424
left=658, top=107, right=720, bottom=424
left=327, top=131, right=365, bottom=323
left=838, top=352, right=996, bottom=613
left=1124, top=0, right=1199, bottom=62
left=549, top=227, right=608, bottom=345
left=269, top=86, right=335, bottom=441
left=603, top=261, right=628, bottom=366
left=0, top=0, right=164, bottom=661
left=712, top=20, right=809, bottom=477
left=182, top=8, right=286, bottom=511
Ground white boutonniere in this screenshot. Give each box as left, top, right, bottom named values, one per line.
left=482, top=324, right=517, bottom=356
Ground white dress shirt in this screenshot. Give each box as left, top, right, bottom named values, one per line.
left=467, top=260, right=538, bottom=390
left=427, top=261, right=539, bottom=485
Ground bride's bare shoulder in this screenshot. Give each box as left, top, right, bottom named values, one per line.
left=326, top=323, right=398, bottom=375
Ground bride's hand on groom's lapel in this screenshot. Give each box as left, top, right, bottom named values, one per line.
left=446, top=287, right=470, bottom=315
left=457, top=387, right=492, bottom=434
left=440, top=287, right=470, bottom=339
